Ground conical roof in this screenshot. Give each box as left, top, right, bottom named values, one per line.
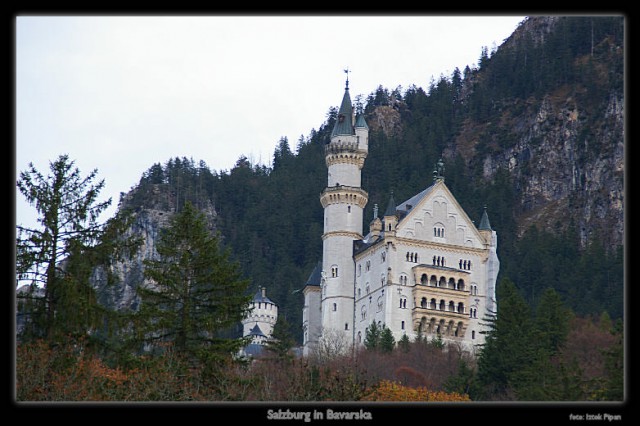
left=331, top=85, right=354, bottom=137
left=478, top=206, right=492, bottom=231
left=383, top=192, right=397, bottom=217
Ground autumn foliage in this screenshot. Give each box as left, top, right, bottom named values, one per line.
left=362, top=380, right=470, bottom=402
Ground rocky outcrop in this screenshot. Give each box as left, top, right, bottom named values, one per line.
left=90, top=191, right=218, bottom=312
left=451, top=16, right=624, bottom=249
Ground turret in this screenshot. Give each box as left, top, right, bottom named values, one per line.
left=319, top=74, right=369, bottom=347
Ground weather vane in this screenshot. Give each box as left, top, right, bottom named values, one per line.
left=344, top=67, right=350, bottom=89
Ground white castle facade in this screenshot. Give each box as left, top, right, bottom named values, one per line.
left=302, top=79, right=499, bottom=357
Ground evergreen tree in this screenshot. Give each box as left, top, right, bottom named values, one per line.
left=379, top=326, right=396, bottom=353
left=397, top=333, right=410, bottom=352
left=16, top=154, right=112, bottom=342
left=475, top=277, right=536, bottom=399
left=363, top=322, right=395, bottom=352
left=363, top=322, right=381, bottom=351
left=443, top=358, right=477, bottom=397
left=134, top=201, right=252, bottom=365
left=534, top=287, right=572, bottom=355
left=265, top=315, right=296, bottom=362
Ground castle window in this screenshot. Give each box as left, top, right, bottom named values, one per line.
left=381, top=252, right=386, bottom=262
left=348, top=205, right=351, bottom=213
left=401, top=320, right=405, bottom=330
left=472, top=330, right=476, bottom=339
left=459, top=259, right=472, bottom=270
left=333, top=303, right=337, bottom=312
left=345, top=323, right=349, bottom=330
left=400, top=274, right=408, bottom=285
left=331, top=266, right=338, bottom=277
left=361, top=305, right=367, bottom=320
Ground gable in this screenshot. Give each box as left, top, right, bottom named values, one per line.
left=395, top=180, right=486, bottom=249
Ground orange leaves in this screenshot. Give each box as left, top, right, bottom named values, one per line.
left=362, top=380, right=471, bottom=402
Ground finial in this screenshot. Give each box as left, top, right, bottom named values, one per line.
left=373, top=203, right=379, bottom=219
left=344, top=67, right=350, bottom=90
left=433, top=157, right=445, bottom=182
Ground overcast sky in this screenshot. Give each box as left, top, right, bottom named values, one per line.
left=15, top=15, right=526, bottom=229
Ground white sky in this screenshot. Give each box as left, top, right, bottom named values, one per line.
left=15, top=15, right=526, bottom=229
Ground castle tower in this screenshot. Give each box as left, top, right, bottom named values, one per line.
left=318, top=75, right=369, bottom=348
left=242, top=287, right=278, bottom=343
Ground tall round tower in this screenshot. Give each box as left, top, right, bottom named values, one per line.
left=319, top=75, right=369, bottom=347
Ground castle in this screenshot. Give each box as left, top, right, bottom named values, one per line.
left=301, top=78, right=499, bottom=356
left=240, top=287, right=278, bottom=358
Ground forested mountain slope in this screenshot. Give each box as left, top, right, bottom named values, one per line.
left=107, top=16, right=624, bottom=342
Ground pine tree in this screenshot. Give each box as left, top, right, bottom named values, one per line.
left=134, top=201, right=252, bottom=365
left=265, top=315, right=296, bottom=362
left=535, top=287, right=572, bottom=355
left=363, top=321, right=381, bottom=351
left=475, top=277, right=536, bottom=399
left=16, top=154, right=112, bottom=342
left=379, top=326, right=396, bottom=353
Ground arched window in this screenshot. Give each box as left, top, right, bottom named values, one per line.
left=439, top=299, right=446, bottom=310
left=457, top=302, right=465, bottom=313
left=448, top=301, right=455, bottom=312
left=430, top=298, right=437, bottom=309
left=458, top=279, right=465, bottom=291
left=421, top=274, right=428, bottom=285
left=421, top=297, right=427, bottom=308
left=332, top=303, right=337, bottom=312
